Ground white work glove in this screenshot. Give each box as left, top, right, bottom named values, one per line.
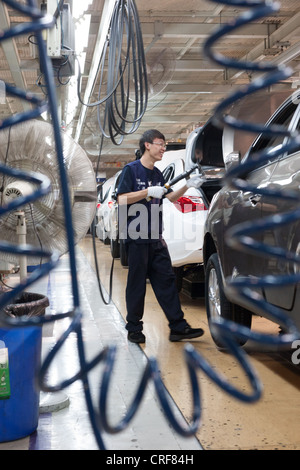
left=186, top=175, right=205, bottom=189
left=147, top=185, right=167, bottom=199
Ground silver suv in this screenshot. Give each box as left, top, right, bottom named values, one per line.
left=203, top=92, right=300, bottom=347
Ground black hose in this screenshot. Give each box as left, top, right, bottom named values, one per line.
left=76, top=0, right=148, bottom=145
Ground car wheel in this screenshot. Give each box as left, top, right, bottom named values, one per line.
left=110, top=237, right=120, bottom=258
left=205, top=253, right=252, bottom=348
left=104, top=232, right=110, bottom=245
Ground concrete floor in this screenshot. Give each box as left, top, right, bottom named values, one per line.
left=81, top=236, right=300, bottom=450
left=0, top=234, right=299, bottom=450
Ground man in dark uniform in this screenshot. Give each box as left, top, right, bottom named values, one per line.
left=117, top=129, right=204, bottom=344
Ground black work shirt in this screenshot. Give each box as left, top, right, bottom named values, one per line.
left=117, top=160, right=171, bottom=243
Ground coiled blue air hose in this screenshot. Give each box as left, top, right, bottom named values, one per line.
left=75, top=0, right=148, bottom=146
left=1, top=0, right=298, bottom=451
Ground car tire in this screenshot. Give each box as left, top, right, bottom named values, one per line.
left=104, top=232, right=110, bottom=245
left=205, top=253, right=252, bottom=348
left=110, top=237, right=120, bottom=258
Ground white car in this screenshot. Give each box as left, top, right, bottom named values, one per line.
left=96, top=176, right=116, bottom=244
left=155, top=149, right=206, bottom=267
left=96, top=171, right=123, bottom=258
left=154, top=138, right=224, bottom=289
left=98, top=122, right=225, bottom=291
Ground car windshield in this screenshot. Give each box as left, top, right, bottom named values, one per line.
left=246, top=100, right=298, bottom=165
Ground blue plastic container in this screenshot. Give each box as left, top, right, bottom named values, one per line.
left=0, top=325, right=42, bottom=442
left=0, top=292, right=48, bottom=443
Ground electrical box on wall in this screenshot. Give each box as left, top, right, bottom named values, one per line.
left=40, top=1, right=75, bottom=77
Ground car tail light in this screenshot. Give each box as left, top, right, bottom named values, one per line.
left=108, top=200, right=114, bottom=209
left=173, top=196, right=207, bottom=213
left=97, top=203, right=101, bottom=209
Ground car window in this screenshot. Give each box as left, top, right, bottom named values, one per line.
left=247, top=100, right=297, bottom=164
left=101, top=186, right=111, bottom=203
left=282, top=116, right=300, bottom=157
left=287, top=112, right=300, bottom=154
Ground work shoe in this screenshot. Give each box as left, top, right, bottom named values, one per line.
left=169, top=325, right=204, bottom=342
left=128, top=331, right=146, bottom=344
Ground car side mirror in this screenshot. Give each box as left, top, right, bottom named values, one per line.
left=224, top=151, right=241, bottom=170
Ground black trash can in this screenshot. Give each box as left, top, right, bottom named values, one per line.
left=0, top=292, right=49, bottom=442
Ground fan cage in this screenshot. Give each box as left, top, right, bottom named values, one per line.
left=0, top=120, right=97, bottom=265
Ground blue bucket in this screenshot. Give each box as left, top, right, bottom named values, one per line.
left=0, top=293, right=48, bottom=442
left=0, top=326, right=42, bottom=442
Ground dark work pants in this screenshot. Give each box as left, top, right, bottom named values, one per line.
left=125, top=239, right=188, bottom=333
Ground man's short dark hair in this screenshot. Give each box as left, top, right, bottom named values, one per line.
left=139, top=129, right=165, bottom=155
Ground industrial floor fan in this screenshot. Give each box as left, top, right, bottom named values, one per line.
left=0, top=119, right=97, bottom=280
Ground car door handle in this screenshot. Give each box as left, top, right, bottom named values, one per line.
left=249, top=194, right=261, bottom=206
